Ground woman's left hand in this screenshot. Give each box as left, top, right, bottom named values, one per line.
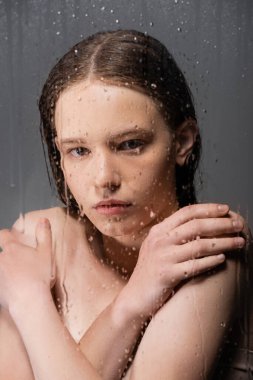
left=0, top=218, right=55, bottom=311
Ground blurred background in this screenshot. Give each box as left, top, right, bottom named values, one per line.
left=0, top=0, right=252, bottom=228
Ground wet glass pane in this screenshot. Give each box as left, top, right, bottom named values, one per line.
left=0, top=0, right=252, bottom=379
left=1, top=0, right=252, bottom=227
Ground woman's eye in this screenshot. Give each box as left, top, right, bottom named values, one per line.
left=118, top=139, right=145, bottom=152
left=69, top=147, right=89, bottom=157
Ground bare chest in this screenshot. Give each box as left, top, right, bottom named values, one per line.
left=53, top=229, right=124, bottom=342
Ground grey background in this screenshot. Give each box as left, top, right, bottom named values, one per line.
left=0, top=0, right=252, bottom=228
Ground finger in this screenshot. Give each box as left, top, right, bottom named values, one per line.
left=176, top=254, right=226, bottom=279
left=228, top=211, right=250, bottom=241
left=167, top=217, right=244, bottom=244
left=174, top=236, right=245, bottom=263
left=35, top=219, right=52, bottom=253
left=157, top=203, right=230, bottom=233
left=0, top=239, right=34, bottom=256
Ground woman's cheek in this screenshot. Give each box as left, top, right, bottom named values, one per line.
left=62, top=161, right=80, bottom=190
left=67, top=166, right=92, bottom=202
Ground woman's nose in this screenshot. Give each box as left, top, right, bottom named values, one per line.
left=93, top=151, right=121, bottom=192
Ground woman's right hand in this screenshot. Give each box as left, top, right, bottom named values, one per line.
left=118, top=203, right=245, bottom=319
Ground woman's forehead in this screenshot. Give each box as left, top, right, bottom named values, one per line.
left=56, top=81, right=158, bottom=113
left=55, top=81, right=168, bottom=139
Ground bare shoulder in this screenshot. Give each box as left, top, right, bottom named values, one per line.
left=12, top=206, right=64, bottom=235
left=11, top=207, right=76, bottom=247
left=128, top=258, right=241, bottom=380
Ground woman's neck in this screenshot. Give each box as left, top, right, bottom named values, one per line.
left=101, top=202, right=179, bottom=277
left=102, top=232, right=145, bottom=278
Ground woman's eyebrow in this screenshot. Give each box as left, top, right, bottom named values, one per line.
left=109, top=128, right=154, bottom=139
left=58, top=128, right=154, bottom=145
left=59, top=138, right=87, bottom=145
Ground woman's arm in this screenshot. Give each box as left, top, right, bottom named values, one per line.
left=79, top=204, right=246, bottom=379
left=126, top=213, right=252, bottom=380
left=10, top=287, right=101, bottom=380
left=127, top=257, right=240, bottom=380
left=0, top=204, right=246, bottom=380
left=0, top=219, right=102, bottom=380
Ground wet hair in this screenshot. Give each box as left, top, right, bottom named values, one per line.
left=39, top=29, right=201, bottom=216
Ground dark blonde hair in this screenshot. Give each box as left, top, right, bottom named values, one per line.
left=39, top=29, right=201, bottom=215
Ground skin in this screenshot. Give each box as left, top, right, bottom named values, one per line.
left=55, top=81, right=199, bottom=273
left=0, top=81, right=251, bottom=380
left=55, top=81, right=179, bottom=239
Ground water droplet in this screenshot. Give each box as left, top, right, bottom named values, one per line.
left=56, top=31, right=60, bottom=36
left=220, top=321, right=226, bottom=328
left=57, top=10, right=61, bottom=15
left=115, top=19, right=119, bottom=24
left=101, top=6, right=105, bottom=11
left=150, top=210, right=155, bottom=218
left=151, top=83, right=157, bottom=89
left=149, top=21, right=154, bottom=27
left=175, top=0, right=179, bottom=3
left=177, top=27, right=182, bottom=32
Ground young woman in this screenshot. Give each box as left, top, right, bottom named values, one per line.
left=0, top=30, right=251, bottom=380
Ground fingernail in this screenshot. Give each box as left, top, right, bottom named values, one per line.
left=232, top=220, right=243, bottom=230
left=39, top=219, right=50, bottom=228
left=235, top=237, right=245, bottom=249
left=218, top=204, right=229, bottom=213
left=217, top=254, right=226, bottom=261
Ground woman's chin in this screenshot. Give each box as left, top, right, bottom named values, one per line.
left=93, top=217, right=144, bottom=238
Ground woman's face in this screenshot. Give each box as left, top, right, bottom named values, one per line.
left=55, top=82, right=178, bottom=237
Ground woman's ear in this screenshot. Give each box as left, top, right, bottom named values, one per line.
left=175, top=119, right=198, bottom=166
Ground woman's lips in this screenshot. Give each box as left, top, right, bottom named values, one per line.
left=93, top=200, right=132, bottom=216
